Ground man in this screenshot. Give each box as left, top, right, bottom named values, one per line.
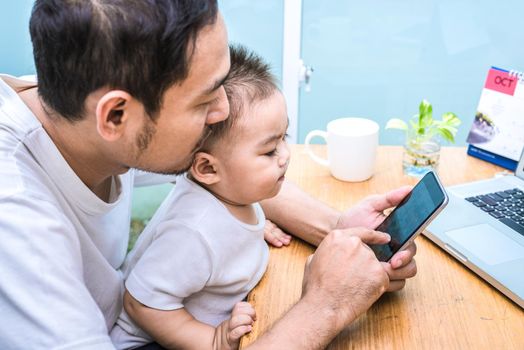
left=0, top=1, right=416, bottom=349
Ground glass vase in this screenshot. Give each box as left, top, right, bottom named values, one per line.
left=402, top=139, right=441, bottom=177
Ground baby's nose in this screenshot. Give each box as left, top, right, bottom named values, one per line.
left=279, top=157, right=290, bottom=168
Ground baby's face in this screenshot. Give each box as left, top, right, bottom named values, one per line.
left=216, top=91, right=290, bottom=205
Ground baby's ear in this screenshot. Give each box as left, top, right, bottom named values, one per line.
left=190, top=152, right=220, bottom=185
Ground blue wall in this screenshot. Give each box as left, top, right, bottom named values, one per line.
left=299, top=0, right=524, bottom=146
left=0, top=1, right=35, bottom=75
left=220, top=0, right=283, bottom=81
left=0, top=1, right=283, bottom=79
left=3, top=1, right=524, bottom=146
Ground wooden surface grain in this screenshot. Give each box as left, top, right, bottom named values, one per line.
left=240, top=145, right=524, bottom=350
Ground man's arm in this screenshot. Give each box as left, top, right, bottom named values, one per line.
left=262, top=180, right=418, bottom=291
left=260, top=180, right=338, bottom=246
left=260, top=180, right=411, bottom=247
left=254, top=181, right=419, bottom=349
left=246, top=229, right=391, bottom=350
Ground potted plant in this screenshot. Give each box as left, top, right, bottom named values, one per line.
left=386, top=99, right=461, bottom=176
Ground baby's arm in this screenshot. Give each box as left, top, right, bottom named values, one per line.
left=124, top=290, right=255, bottom=350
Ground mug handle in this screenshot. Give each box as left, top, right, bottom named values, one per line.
left=304, top=130, right=329, bottom=166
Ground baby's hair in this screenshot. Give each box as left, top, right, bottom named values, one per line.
left=200, top=44, right=279, bottom=151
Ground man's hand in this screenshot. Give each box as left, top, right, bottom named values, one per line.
left=381, top=243, right=417, bottom=291
left=302, top=228, right=390, bottom=331
left=215, top=302, right=256, bottom=350
left=263, top=219, right=292, bottom=248
left=336, top=186, right=418, bottom=292
left=337, top=186, right=412, bottom=230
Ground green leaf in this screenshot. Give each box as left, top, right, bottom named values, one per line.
left=420, top=114, right=434, bottom=129
left=385, top=118, right=408, bottom=130
left=388, top=99, right=462, bottom=145
left=436, top=128, right=454, bottom=143
left=441, top=112, right=461, bottom=127
left=440, top=125, right=458, bottom=134
left=418, top=100, right=433, bottom=129
left=442, top=112, right=456, bottom=122
left=419, top=99, right=432, bottom=117
left=435, top=119, right=459, bottom=136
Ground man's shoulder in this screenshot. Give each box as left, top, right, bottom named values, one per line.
left=0, top=186, right=72, bottom=231
left=0, top=75, right=48, bottom=200
left=0, top=130, right=56, bottom=202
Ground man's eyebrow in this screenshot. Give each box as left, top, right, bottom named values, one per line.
left=201, top=72, right=229, bottom=96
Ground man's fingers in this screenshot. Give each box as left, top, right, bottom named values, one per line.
left=386, top=279, right=407, bottom=292
left=369, top=186, right=412, bottom=212
left=333, top=228, right=390, bottom=245
left=303, top=231, right=391, bottom=325
left=390, top=242, right=417, bottom=269
left=381, top=242, right=417, bottom=292
left=382, top=259, right=417, bottom=282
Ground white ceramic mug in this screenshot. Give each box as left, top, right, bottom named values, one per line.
left=305, top=117, right=379, bottom=182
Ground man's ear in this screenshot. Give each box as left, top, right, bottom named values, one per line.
left=191, top=152, right=221, bottom=185
left=95, top=90, right=134, bottom=142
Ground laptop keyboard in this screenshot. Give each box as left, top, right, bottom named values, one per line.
left=465, top=188, right=524, bottom=236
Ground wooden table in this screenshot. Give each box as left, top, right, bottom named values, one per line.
left=241, top=145, right=524, bottom=349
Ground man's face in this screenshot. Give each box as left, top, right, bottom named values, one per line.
left=132, top=14, right=230, bottom=175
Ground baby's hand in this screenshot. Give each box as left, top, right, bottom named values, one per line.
left=216, top=302, right=256, bottom=350
left=263, top=219, right=292, bottom=248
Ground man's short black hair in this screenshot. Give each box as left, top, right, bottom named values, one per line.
left=30, top=0, right=218, bottom=121
left=201, top=44, right=279, bottom=151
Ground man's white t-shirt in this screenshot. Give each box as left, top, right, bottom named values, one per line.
left=110, top=174, right=269, bottom=349
left=0, top=75, right=171, bottom=350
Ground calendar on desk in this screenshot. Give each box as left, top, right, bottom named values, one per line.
left=466, top=66, right=524, bottom=170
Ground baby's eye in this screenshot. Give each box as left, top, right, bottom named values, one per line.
left=265, top=149, right=277, bottom=157
left=283, top=133, right=290, bottom=140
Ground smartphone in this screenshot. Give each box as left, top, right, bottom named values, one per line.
left=371, top=171, right=449, bottom=262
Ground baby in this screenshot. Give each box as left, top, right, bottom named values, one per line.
left=110, top=45, right=291, bottom=350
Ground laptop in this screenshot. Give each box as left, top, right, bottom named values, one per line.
left=425, top=148, right=524, bottom=309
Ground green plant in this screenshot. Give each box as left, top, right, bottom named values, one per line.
left=386, top=99, right=461, bottom=144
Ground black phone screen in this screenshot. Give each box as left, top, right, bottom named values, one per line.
left=371, top=171, right=447, bottom=262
